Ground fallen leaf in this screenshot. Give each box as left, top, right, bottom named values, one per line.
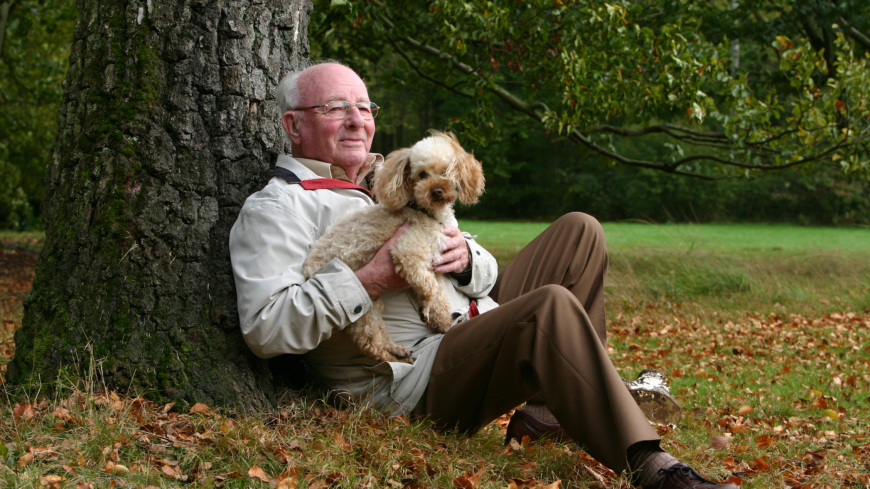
left=755, top=434, right=773, bottom=447
left=710, top=435, right=730, bottom=449
left=248, top=466, right=270, bottom=482
left=276, top=478, right=298, bottom=489
left=190, top=402, right=210, bottom=414
left=453, top=470, right=479, bottom=489
left=738, top=405, right=754, bottom=416
left=75, top=484, right=94, bottom=489
left=18, top=452, right=34, bottom=467
left=13, top=402, right=36, bottom=423
left=103, top=461, right=129, bottom=475
left=40, top=475, right=66, bottom=489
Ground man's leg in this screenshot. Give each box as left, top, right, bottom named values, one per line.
left=490, top=212, right=608, bottom=345
left=414, top=286, right=738, bottom=488
left=489, top=212, right=608, bottom=422
left=414, top=285, right=657, bottom=474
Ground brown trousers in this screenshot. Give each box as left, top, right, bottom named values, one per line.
left=413, top=213, right=659, bottom=474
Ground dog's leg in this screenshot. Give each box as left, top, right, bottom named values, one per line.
left=347, top=300, right=414, bottom=364
left=394, top=254, right=454, bottom=333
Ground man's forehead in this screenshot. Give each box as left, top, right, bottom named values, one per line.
left=301, top=65, right=369, bottom=102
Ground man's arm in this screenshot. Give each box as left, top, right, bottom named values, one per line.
left=230, top=201, right=375, bottom=358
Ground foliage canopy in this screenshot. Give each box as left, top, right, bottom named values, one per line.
left=317, top=0, right=870, bottom=180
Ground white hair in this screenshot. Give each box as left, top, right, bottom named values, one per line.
left=274, top=59, right=351, bottom=117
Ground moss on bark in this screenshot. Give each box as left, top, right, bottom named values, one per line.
left=8, top=0, right=313, bottom=410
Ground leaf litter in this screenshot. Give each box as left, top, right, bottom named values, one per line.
left=2, top=246, right=870, bottom=487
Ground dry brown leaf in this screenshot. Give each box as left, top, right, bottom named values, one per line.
left=453, top=470, right=479, bottom=489
left=18, top=452, right=34, bottom=467
left=737, top=405, right=754, bottom=416
left=189, top=402, right=210, bottom=414
left=248, top=465, right=270, bottom=482
left=710, top=435, right=730, bottom=449
left=162, top=402, right=176, bottom=413
left=39, top=475, right=66, bottom=489
left=13, top=402, right=36, bottom=423
left=103, top=461, right=129, bottom=475
left=276, top=478, right=298, bottom=489
left=75, top=484, right=95, bottom=489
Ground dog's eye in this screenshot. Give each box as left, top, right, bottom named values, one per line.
left=419, top=171, right=428, bottom=180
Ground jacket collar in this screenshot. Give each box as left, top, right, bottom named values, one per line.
left=278, top=154, right=384, bottom=188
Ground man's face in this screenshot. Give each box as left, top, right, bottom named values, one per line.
left=283, top=64, right=375, bottom=179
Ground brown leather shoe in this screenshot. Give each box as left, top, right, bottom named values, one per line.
left=655, top=464, right=738, bottom=489
left=504, top=409, right=572, bottom=444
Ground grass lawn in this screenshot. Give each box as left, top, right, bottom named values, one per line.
left=461, top=220, right=870, bottom=318
left=3, top=224, right=870, bottom=488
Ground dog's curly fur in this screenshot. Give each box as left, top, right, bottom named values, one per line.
left=302, top=130, right=485, bottom=364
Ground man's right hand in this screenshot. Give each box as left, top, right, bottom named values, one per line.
left=355, top=221, right=412, bottom=299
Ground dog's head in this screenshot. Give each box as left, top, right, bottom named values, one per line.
left=374, top=130, right=485, bottom=211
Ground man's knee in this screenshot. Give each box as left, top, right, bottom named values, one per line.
left=535, top=284, right=582, bottom=311
left=555, top=212, right=604, bottom=239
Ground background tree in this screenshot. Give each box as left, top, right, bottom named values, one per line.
left=308, top=0, right=870, bottom=222
left=8, top=0, right=313, bottom=408
left=315, top=0, right=869, bottom=180
left=0, top=0, right=76, bottom=229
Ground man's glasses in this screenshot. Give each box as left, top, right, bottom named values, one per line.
left=292, top=101, right=380, bottom=120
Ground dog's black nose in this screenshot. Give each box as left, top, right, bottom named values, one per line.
left=431, top=188, right=443, bottom=200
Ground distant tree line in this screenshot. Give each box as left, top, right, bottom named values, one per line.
left=1, top=0, right=868, bottom=229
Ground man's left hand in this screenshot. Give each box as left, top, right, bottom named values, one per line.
left=434, top=225, right=470, bottom=274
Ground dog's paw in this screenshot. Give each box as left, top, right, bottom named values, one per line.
left=389, top=344, right=413, bottom=360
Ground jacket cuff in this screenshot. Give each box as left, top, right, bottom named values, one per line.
left=455, top=236, right=498, bottom=298
left=318, top=258, right=372, bottom=324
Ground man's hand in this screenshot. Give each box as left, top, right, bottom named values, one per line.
left=355, top=222, right=412, bottom=299
left=434, top=225, right=470, bottom=274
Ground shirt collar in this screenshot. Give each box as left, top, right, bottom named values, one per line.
left=293, top=153, right=384, bottom=187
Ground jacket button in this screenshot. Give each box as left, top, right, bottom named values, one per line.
left=476, top=250, right=480, bottom=255
left=353, top=305, right=362, bottom=314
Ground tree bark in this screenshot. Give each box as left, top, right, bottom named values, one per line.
left=8, top=0, right=312, bottom=410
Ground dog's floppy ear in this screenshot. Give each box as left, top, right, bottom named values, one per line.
left=374, top=147, right=414, bottom=210
left=448, top=134, right=485, bottom=204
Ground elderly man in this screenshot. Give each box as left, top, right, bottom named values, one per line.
left=229, top=62, right=736, bottom=489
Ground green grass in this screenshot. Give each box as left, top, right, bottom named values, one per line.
left=460, top=220, right=870, bottom=317
left=0, top=230, right=45, bottom=251
left=460, top=220, right=870, bottom=253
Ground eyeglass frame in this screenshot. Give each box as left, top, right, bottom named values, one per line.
left=291, top=100, right=380, bottom=120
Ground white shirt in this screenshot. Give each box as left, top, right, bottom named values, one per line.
left=229, top=154, right=498, bottom=413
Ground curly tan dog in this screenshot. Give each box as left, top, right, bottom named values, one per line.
left=302, top=130, right=485, bottom=363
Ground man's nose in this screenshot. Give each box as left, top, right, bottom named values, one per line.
left=344, top=106, right=366, bottom=127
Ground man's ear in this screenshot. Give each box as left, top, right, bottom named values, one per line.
left=282, top=111, right=302, bottom=144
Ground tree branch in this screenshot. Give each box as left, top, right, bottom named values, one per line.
left=385, top=36, right=474, bottom=100
left=368, top=4, right=856, bottom=179
left=0, top=1, right=16, bottom=57
left=839, top=16, right=870, bottom=52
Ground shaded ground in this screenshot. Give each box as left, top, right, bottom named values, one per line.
left=0, top=244, right=37, bottom=378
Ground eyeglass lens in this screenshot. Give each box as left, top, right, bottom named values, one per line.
left=324, top=101, right=378, bottom=120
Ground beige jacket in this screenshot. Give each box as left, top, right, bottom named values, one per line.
left=229, top=155, right=498, bottom=413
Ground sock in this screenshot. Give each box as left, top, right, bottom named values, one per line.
left=521, top=403, right=559, bottom=425
left=627, top=442, right=679, bottom=488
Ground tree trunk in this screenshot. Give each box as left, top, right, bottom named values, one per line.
left=8, top=0, right=312, bottom=410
